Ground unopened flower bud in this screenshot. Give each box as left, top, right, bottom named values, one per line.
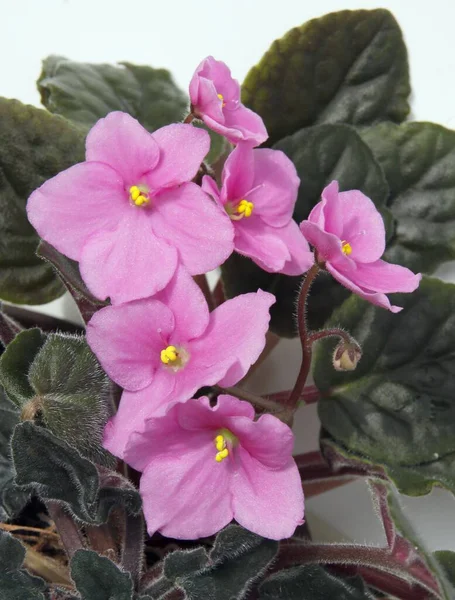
left=333, top=339, right=362, bottom=372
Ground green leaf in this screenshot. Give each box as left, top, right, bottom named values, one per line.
left=314, top=276, right=455, bottom=496
left=1, top=331, right=112, bottom=464
left=28, top=333, right=111, bottom=463
left=434, top=551, right=455, bottom=589
left=258, top=565, right=374, bottom=599
left=0, top=389, right=29, bottom=520
left=11, top=422, right=141, bottom=523
left=221, top=124, right=390, bottom=336
left=0, top=530, right=46, bottom=599
left=38, top=56, right=187, bottom=131
left=160, top=525, right=278, bottom=600
left=359, top=121, right=455, bottom=272
left=242, top=9, right=410, bottom=144
left=0, top=329, right=46, bottom=408
left=0, top=97, right=84, bottom=304
left=71, top=549, right=133, bottom=600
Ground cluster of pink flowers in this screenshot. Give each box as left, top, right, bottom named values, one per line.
left=27, top=56, right=421, bottom=541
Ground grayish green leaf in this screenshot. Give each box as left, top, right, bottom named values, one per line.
left=0, top=98, right=84, bottom=304
left=314, top=277, right=455, bottom=496
left=71, top=549, right=133, bottom=600
left=360, top=121, right=455, bottom=272
left=0, top=530, right=46, bottom=599
left=242, top=9, right=410, bottom=144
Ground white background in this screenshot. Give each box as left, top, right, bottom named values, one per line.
left=2, top=0, right=455, bottom=552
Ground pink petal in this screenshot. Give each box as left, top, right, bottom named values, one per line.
left=125, top=411, right=233, bottom=538
left=146, top=124, right=210, bottom=190
left=222, top=144, right=255, bottom=203
left=85, top=112, right=160, bottom=183
left=151, top=183, right=234, bottom=275
left=230, top=413, right=294, bottom=469
left=249, top=149, right=300, bottom=227
left=234, top=217, right=292, bottom=273
left=103, top=373, right=175, bottom=461
left=201, top=175, right=224, bottom=207
left=326, top=261, right=403, bottom=313
left=316, top=180, right=343, bottom=237
left=86, top=299, right=175, bottom=390
left=190, top=57, right=240, bottom=109
left=338, top=190, right=385, bottom=263
left=343, top=259, right=422, bottom=294
left=79, top=208, right=178, bottom=303
left=232, top=449, right=304, bottom=540
left=177, top=395, right=255, bottom=431
left=27, top=162, right=125, bottom=261
left=299, top=220, right=344, bottom=263
left=191, top=290, right=275, bottom=388
left=269, top=220, right=314, bottom=276
left=191, top=76, right=225, bottom=122
left=222, top=104, right=268, bottom=146
left=203, top=104, right=268, bottom=147
left=155, top=266, right=210, bottom=341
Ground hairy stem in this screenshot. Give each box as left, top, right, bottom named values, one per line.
left=121, top=513, right=145, bottom=591
left=46, top=501, right=85, bottom=559
left=277, top=543, right=441, bottom=597
left=286, top=264, right=320, bottom=409
left=307, top=327, right=352, bottom=346
left=268, top=385, right=321, bottom=406
left=215, top=385, right=285, bottom=415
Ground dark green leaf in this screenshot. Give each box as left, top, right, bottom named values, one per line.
left=28, top=333, right=111, bottom=463
left=38, top=56, right=188, bottom=132
left=0, top=389, right=29, bottom=520
left=0, top=328, right=46, bottom=407
left=0, top=97, right=84, bottom=304
left=314, top=276, right=455, bottom=496
left=0, top=530, right=46, bottom=599
left=11, top=422, right=141, bottom=523
left=242, top=9, right=410, bottom=144
left=222, top=124, right=390, bottom=336
left=71, top=549, right=133, bottom=600
left=434, top=551, right=455, bottom=589
left=1, top=331, right=112, bottom=464
left=165, top=525, right=278, bottom=600
left=359, top=121, right=455, bottom=272
left=258, top=565, right=374, bottom=599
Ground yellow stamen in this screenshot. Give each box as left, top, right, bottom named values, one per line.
left=129, top=185, right=150, bottom=207
left=160, top=345, right=178, bottom=364
left=215, top=448, right=229, bottom=462
left=215, top=434, right=225, bottom=452
left=217, top=93, right=226, bottom=107
left=237, top=199, right=254, bottom=218
left=341, top=240, right=352, bottom=256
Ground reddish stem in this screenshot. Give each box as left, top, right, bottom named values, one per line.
left=213, top=279, right=226, bottom=307
left=268, top=385, right=320, bottom=406
left=183, top=113, right=194, bottom=124
left=285, top=264, right=320, bottom=409
left=307, top=328, right=352, bottom=346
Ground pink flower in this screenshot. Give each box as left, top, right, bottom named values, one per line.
left=123, top=394, right=304, bottom=540
left=202, top=144, right=313, bottom=275
left=86, top=267, right=275, bottom=458
left=27, top=112, right=234, bottom=305
left=189, top=56, right=268, bottom=146
left=300, top=181, right=421, bottom=312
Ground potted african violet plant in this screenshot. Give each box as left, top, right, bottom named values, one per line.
left=0, top=7, right=454, bottom=600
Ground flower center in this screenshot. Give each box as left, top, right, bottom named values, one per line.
left=226, top=199, right=254, bottom=221
left=214, top=428, right=237, bottom=463
left=217, top=93, right=226, bottom=108
left=129, top=185, right=150, bottom=207
left=341, top=240, right=352, bottom=255
left=160, top=345, right=189, bottom=371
